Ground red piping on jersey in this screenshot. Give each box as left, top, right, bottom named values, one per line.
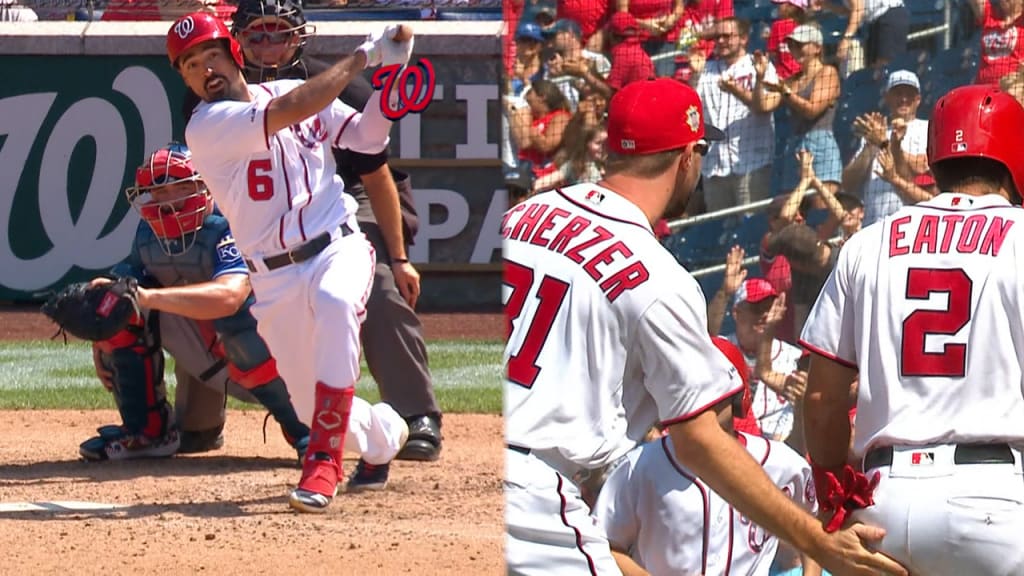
left=274, top=135, right=296, bottom=248
left=725, top=507, right=735, bottom=576
left=798, top=340, right=857, bottom=369
left=333, top=112, right=356, bottom=148
left=661, top=384, right=745, bottom=426
left=904, top=203, right=1019, bottom=213
left=357, top=243, right=376, bottom=324
left=297, top=154, right=314, bottom=243
left=662, top=436, right=711, bottom=575
left=554, top=188, right=655, bottom=236
left=555, top=472, right=599, bottom=576
left=260, top=86, right=274, bottom=150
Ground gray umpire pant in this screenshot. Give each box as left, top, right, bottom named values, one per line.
left=355, top=193, right=440, bottom=419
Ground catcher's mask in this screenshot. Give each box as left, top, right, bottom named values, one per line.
left=126, top=143, right=212, bottom=256
left=232, top=0, right=314, bottom=82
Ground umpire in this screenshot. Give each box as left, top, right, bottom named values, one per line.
left=215, top=0, right=443, bottom=460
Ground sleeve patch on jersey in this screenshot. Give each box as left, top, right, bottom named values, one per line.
left=217, top=243, right=240, bottom=262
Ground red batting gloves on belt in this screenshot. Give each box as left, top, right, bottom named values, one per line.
left=811, top=464, right=880, bottom=533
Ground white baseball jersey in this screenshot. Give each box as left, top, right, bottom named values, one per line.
left=503, top=183, right=742, bottom=473
left=725, top=333, right=803, bottom=441
left=697, top=54, right=779, bottom=178
left=801, top=193, right=1024, bottom=457
left=185, top=79, right=390, bottom=260
left=593, top=432, right=816, bottom=576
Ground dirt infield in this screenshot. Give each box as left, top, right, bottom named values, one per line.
left=0, top=308, right=506, bottom=575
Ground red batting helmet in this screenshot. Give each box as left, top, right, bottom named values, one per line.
left=927, top=84, right=1024, bottom=197
left=126, top=143, right=212, bottom=256
left=711, top=336, right=762, bottom=435
left=167, top=12, right=245, bottom=70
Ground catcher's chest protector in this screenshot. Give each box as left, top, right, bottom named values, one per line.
left=137, top=215, right=231, bottom=287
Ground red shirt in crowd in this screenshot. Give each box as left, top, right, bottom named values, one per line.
left=102, top=1, right=234, bottom=21
left=518, top=109, right=573, bottom=176
left=504, top=0, right=525, bottom=76
left=768, top=18, right=802, bottom=80
left=976, top=0, right=1024, bottom=85
left=557, top=0, right=611, bottom=44
left=675, top=0, right=733, bottom=55
left=608, top=39, right=656, bottom=89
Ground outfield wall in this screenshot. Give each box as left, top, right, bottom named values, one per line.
left=0, top=21, right=503, bottom=311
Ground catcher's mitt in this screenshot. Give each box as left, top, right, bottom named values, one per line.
left=41, top=277, right=142, bottom=341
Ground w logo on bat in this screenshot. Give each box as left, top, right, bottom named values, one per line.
left=372, top=58, right=436, bottom=121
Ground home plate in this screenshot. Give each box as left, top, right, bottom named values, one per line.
left=0, top=501, right=128, bottom=513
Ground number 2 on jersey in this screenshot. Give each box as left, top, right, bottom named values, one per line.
left=901, top=268, right=972, bottom=377
left=504, top=260, right=569, bottom=389
left=247, top=159, right=274, bottom=201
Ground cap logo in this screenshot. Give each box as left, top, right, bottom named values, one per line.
left=620, top=139, right=636, bottom=150
left=952, top=143, right=967, bottom=152
left=686, top=105, right=700, bottom=134
left=174, top=16, right=195, bottom=39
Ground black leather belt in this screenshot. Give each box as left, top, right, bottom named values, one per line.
left=245, top=223, right=353, bottom=272
left=507, top=444, right=531, bottom=455
left=864, top=443, right=1014, bottom=470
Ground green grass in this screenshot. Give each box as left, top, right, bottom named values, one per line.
left=0, top=340, right=503, bottom=414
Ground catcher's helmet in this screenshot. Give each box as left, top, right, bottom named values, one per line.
left=167, top=12, right=245, bottom=70
left=928, top=84, right=1024, bottom=198
left=231, top=0, right=313, bottom=81
left=126, top=143, right=212, bottom=256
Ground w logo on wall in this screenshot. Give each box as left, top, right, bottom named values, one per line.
left=372, top=58, right=436, bottom=121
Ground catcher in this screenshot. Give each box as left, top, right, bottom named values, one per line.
left=45, top=143, right=310, bottom=461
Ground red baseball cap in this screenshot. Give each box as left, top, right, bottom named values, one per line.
left=733, top=278, right=779, bottom=306
left=607, top=78, right=725, bottom=155
left=914, top=171, right=936, bottom=187
left=609, top=12, right=640, bottom=36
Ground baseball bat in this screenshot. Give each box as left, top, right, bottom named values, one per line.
left=392, top=25, right=413, bottom=42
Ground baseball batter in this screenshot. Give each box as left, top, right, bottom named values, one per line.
left=503, top=78, right=906, bottom=576
left=167, top=13, right=411, bottom=512
left=801, top=84, right=1024, bottom=575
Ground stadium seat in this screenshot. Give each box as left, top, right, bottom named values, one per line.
left=833, top=71, right=885, bottom=163
left=435, top=8, right=501, bottom=20
left=304, top=8, right=427, bottom=21
left=669, top=218, right=734, bottom=271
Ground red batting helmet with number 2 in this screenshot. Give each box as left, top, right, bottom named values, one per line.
left=167, top=12, right=245, bottom=70
left=927, top=84, right=1024, bottom=198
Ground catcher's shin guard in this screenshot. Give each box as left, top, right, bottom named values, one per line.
left=217, top=313, right=310, bottom=444
left=83, top=313, right=178, bottom=461
left=289, top=382, right=353, bottom=513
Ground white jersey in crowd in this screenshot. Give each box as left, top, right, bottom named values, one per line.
left=185, top=79, right=390, bottom=260
left=503, top=183, right=741, bottom=472
left=801, top=193, right=1024, bottom=457
left=697, top=54, right=778, bottom=178
left=725, top=333, right=803, bottom=441
left=593, top=431, right=816, bottom=576
left=857, top=117, right=928, bottom=225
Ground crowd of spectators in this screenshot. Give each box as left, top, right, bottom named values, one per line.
left=503, top=4, right=1024, bottom=571
left=502, top=0, right=1024, bottom=334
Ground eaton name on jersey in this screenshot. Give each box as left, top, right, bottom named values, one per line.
left=889, top=213, right=1014, bottom=257
left=501, top=202, right=651, bottom=302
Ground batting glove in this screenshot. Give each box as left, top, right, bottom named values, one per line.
left=356, top=24, right=414, bottom=69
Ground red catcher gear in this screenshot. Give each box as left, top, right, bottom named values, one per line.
left=927, top=84, right=1024, bottom=198
left=167, top=11, right=244, bottom=69
left=125, top=143, right=212, bottom=255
